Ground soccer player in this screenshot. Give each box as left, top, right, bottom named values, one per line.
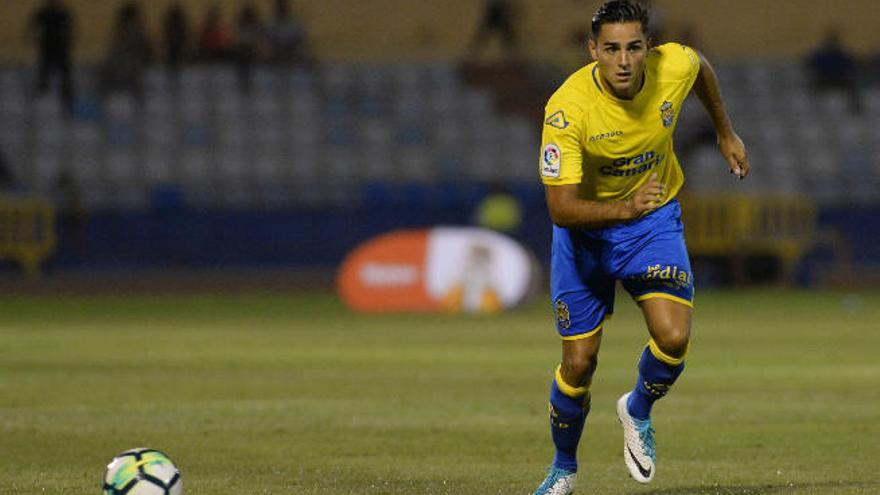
left=532, top=1, right=749, bottom=494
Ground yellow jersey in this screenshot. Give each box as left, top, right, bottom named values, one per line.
left=539, top=43, right=700, bottom=204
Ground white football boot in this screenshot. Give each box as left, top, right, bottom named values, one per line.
left=532, top=466, right=576, bottom=495
left=617, top=392, right=656, bottom=483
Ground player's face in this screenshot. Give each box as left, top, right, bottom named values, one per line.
left=589, top=21, right=649, bottom=100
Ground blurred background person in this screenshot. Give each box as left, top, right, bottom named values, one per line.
left=197, top=3, right=232, bottom=62
left=98, top=1, right=152, bottom=102
left=0, top=147, right=17, bottom=192
left=805, top=28, right=860, bottom=111
left=234, top=2, right=267, bottom=94
left=468, top=0, right=519, bottom=59
left=266, top=0, right=311, bottom=66
left=640, top=0, right=666, bottom=44
left=27, top=0, right=75, bottom=114
left=162, top=1, right=191, bottom=82
left=866, top=41, right=880, bottom=87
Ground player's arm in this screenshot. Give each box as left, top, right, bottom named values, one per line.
left=692, top=50, right=750, bottom=179
left=544, top=175, right=665, bottom=229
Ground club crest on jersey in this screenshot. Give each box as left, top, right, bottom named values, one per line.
left=541, top=143, right=561, bottom=178
left=659, top=100, right=675, bottom=128
left=545, top=110, right=569, bottom=129
left=554, top=299, right=571, bottom=330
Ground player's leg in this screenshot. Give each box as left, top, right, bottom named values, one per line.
left=628, top=297, right=691, bottom=420
left=534, top=333, right=601, bottom=495
left=611, top=199, right=695, bottom=483
left=534, top=226, right=613, bottom=495
left=552, top=333, right=602, bottom=471
left=616, top=298, right=690, bottom=484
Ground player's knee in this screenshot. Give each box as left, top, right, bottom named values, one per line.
left=561, top=353, right=598, bottom=386
left=653, top=326, right=690, bottom=359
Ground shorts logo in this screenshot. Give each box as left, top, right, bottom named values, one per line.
left=642, top=264, right=692, bottom=289
left=544, top=110, right=569, bottom=129
left=659, top=100, right=675, bottom=128
left=541, top=143, right=562, bottom=178
left=554, top=299, right=571, bottom=330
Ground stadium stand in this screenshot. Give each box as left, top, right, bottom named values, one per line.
left=1, top=0, right=878, bottom=283
left=1, top=60, right=878, bottom=211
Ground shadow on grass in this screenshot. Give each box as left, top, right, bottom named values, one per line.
left=639, top=480, right=879, bottom=494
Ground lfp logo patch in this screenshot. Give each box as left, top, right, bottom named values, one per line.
left=542, top=143, right=561, bottom=177
left=659, top=100, right=674, bottom=128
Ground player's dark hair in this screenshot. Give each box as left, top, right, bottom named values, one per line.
left=590, top=0, right=649, bottom=38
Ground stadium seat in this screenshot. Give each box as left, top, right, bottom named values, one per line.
left=0, top=68, right=25, bottom=96
left=253, top=151, right=284, bottom=183
left=144, top=67, right=170, bottom=93
left=104, top=150, right=140, bottom=184
left=71, top=123, right=104, bottom=181
left=285, top=68, right=316, bottom=93
left=179, top=66, right=210, bottom=92
left=253, top=67, right=281, bottom=94
left=32, top=151, right=62, bottom=189
left=395, top=146, right=434, bottom=181
left=178, top=149, right=212, bottom=185
left=863, top=88, right=880, bottom=114
left=427, top=63, right=460, bottom=89
left=207, top=65, right=237, bottom=91
left=143, top=150, right=174, bottom=184
left=819, top=91, right=851, bottom=116
left=390, top=64, right=425, bottom=91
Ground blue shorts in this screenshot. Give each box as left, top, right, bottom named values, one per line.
left=550, top=199, right=694, bottom=340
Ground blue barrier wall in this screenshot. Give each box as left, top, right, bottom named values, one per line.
left=40, top=183, right=880, bottom=287
left=46, top=182, right=553, bottom=272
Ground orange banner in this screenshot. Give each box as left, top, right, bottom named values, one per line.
left=337, top=229, right=438, bottom=312
left=338, top=227, right=537, bottom=313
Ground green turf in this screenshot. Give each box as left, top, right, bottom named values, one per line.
left=1, top=289, right=878, bottom=494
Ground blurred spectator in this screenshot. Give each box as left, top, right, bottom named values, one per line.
left=99, top=1, right=152, bottom=101
left=197, top=4, right=233, bottom=62
left=468, top=0, right=519, bottom=59
left=235, top=2, right=266, bottom=93
left=806, top=29, right=857, bottom=90
left=805, top=28, right=860, bottom=110
left=641, top=0, right=666, bottom=44
left=162, top=2, right=190, bottom=80
left=266, top=0, right=311, bottom=66
left=864, top=42, right=880, bottom=87
left=28, top=0, right=75, bottom=114
left=0, top=147, right=16, bottom=191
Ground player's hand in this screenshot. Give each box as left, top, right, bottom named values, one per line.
left=623, top=173, right=665, bottom=219
left=718, top=131, right=749, bottom=180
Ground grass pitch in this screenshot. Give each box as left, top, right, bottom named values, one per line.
left=1, top=289, right=878, bottom=494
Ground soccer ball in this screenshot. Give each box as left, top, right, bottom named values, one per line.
left=103, top=448, right=183, bottom=495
